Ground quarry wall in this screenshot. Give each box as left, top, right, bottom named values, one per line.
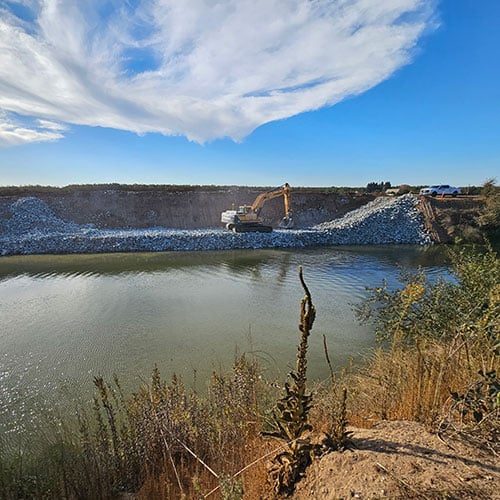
left=0, top=186, right=375, bottom=229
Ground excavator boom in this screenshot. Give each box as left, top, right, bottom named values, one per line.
left=251, top=183, right=291, bottom=219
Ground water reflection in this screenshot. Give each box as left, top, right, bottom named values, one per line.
left=0, top=244, right=449, bottom=280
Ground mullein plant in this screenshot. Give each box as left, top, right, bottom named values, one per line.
left=265, top=266, right=316, bottom=496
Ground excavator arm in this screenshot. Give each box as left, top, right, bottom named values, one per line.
left=251, top=183, right=292, bottom=220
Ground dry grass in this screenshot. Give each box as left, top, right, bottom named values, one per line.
left=347, top=337, right=487, bottom=428
left=345, top=245, right=499, bottom=455
left=0, top=356, right=274, bottom=500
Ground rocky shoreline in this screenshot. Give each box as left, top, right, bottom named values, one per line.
left=0, top=194, right=431, bottom=256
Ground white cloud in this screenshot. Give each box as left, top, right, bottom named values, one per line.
left=0, top=113, right=65, bottom=147
left=36, top=119, right=68, bottom=131
left=0, top=0, right=437, bottom=145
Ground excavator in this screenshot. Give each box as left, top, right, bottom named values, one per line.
left=221, top=183, right=293, bottom=233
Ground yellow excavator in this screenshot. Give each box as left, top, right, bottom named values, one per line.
left=221, top=183, right=293, bottom=233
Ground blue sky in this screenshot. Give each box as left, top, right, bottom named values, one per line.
left=0, top=0, right=498, bottom=188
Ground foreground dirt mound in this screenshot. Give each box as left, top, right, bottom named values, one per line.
left=292, top=421, right=499, bottom=499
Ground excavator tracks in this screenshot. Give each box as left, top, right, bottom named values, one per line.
left=231, top=224, right=272, bottom=233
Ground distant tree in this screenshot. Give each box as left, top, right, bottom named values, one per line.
left=478, top=178, right=500, bottom=230
left=366, top=181, right=391, bottom=193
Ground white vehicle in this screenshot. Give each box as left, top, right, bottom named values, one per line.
left=419, top=185, right=461, bottom=197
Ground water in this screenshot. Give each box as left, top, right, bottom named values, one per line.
left=0, top=246, right=450, bottom=446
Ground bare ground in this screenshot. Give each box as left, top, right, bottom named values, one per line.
left=291, top=420, right=499, bottom=500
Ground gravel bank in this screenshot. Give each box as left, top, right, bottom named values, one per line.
left=0, top=195, right=431, bottom=256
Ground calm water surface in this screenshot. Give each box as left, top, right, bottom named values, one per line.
left=0, top=246, right=450, bottom=443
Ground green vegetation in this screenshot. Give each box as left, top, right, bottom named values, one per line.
left=0, top=183, right=368, bottom=196
left=0, top=183, right=238, bottom=195
left=1, top=246, right=498, bottom=498
left=478, top=179, right=500, bottom=242
left=365, top=181, right=392, bottom=193
left=352, top=243, right=499, bottom=446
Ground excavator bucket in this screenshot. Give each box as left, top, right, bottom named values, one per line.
left=279, top=216, right=294, bottom=229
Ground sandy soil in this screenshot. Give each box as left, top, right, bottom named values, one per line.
left=291, top=420, right=499, bottom=500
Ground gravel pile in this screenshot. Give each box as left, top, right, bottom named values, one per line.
left=0, top=195, right=431, bottom=256
left=312, top=194, right=431, bottom=245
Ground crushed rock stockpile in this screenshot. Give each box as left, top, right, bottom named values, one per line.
left=0, top=195, right=431, bottom=256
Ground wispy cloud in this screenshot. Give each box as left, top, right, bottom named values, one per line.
left=0, top=112, right=65, bottom=147
left=0, top=0, right=437, bottom=145
left=36, top=119, right=68, bottom=131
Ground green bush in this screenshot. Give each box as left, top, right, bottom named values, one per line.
left=352, top=244, right=499, bottom=434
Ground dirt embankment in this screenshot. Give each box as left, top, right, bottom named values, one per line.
left=0, top=185, right=375, bottom=229
left=417, top=196, right=486, bottom=243
left=292, top=420, right=500, bottom=500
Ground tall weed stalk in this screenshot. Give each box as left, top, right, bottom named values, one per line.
left=264, top=266, right=316, bottom=496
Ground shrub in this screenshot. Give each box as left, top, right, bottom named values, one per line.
left=0, top=357, right=269, bottom=499
left=351, top=244, right=499, bottom=440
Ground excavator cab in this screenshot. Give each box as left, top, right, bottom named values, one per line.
left=236, top=206, right=254, bottom=215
